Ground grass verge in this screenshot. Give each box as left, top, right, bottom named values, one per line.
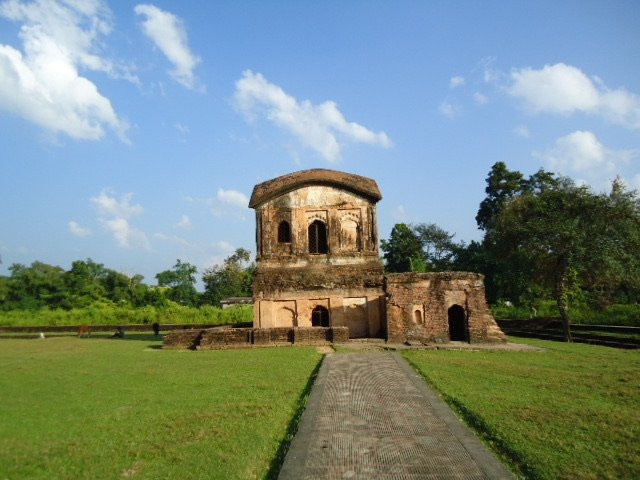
left=403, top=338, right=640, bottom=480
left=0, top=336, right=322, bottom=479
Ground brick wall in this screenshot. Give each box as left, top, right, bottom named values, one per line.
left=163, top=326, right=349, bottom=350
left=385, top=272, right=506, bottom=344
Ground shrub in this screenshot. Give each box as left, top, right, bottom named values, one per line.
left=492, top=301, right=640, bottom=326
left=0, top=303, right=253, bottom=327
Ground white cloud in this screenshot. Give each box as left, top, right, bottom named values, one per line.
left=473, top=92, right=488, bottom=105
left=217, top=188, right=249, bottom=207
left=92, top=190, right=144, bottom=218
left=212, top=240, right=234, bottom=253
left=175, top=123, right=189, bottom=134
left=439, top=100, right=459, bottom=118
left=68, top=220, right=91, bottom=237
left=233, top=70, right=392, bottom=162
left=534, top=130, right=639, bottom=190
left=91, top=190, right=149, bottom=248
left=135, top=4, right=201, bottom=90
left=176, top=214, right=191, bottom=229
left=0, top=0, right=129, bottom=141
left=514, top=125, right=530, bottom=138
left=392, top=204, right=406, bottom=222
left=508, top=63, right=640, bottom=129
left=449, top=76, right=465, bottom=89
left=153, top=232, right=191, bottom=246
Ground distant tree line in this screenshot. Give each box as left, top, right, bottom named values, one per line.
left=381, top=162, right=640, bottom=340
left=3, top=162, right=639, bottom=341
left=0, top=248, right=255, bottom=311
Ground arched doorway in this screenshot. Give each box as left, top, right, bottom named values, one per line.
left=448, top=305, right=468, bottom=341
left=311, top=305, right=330, bottom=327
left=308, top=220, right=328, bottom=254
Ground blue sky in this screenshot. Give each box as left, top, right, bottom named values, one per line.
left=1, top=0, right=639, bottom=286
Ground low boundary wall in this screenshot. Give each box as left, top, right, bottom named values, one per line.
left=0, top=322, right=253, bottom=334
left=163, top=326, right=350, bottom=350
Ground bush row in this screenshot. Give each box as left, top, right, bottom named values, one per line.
left=492, top=301, right=640, bottom=326
left=0, top=302, right=253, bottom=327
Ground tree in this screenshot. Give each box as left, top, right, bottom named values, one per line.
left=413, top=223, right=458, bottom=271
left=202, top=248, right=254, bottom=307
left=6, top=261, right=67, bottom=309
left=491, top=178, right=640, bottom=341
left=380, top=224, right=426, bottom=273
left=64, top=259, right=107, bottom=307
left=156, top=260, right=199, bottom=306
left=476, top=162, right=527, bottom=231
left=471, top=163, right=561, bottom=303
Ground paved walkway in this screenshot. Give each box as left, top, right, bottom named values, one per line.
left=279, top=353, right=514, bottom=479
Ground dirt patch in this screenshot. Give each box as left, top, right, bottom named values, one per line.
left=316, top=345, right=335, bottom=354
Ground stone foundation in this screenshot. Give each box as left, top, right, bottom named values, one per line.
left=163, top=326, right=349, bottom=350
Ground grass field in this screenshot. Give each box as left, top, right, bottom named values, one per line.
left=2, top=336, right=638, bottom=479
left=403, top=339, right=640, bottom=480
left=0, top=336, right=322, bottom=479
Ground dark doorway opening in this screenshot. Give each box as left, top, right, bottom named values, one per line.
left=448, top=305, right=468, bottom=341
left=278, top=220, right=291, bottom=243
left=308, top=220, right=328, bottom=254
left=311, top=305, right=330, bottom=327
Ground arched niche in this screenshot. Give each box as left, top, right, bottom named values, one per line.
left=340, top=218, right=360, bottom=251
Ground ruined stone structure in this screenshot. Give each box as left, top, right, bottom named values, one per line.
left=249, top=169, right=506, bottom=344
left=250, top=169, right=386, bottom=338
left=385, top=272, right=506, bottom=343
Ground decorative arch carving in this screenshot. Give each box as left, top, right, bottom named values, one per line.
left=306, top=210, right=327, bottom=224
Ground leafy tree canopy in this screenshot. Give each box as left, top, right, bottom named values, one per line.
left=380, top=223, right=426, bottom=273
left=491, top=177, right=640, bottom=340
left=156, top=259, right=199, bottom=306
left=202, top=248, right=255, bottom=307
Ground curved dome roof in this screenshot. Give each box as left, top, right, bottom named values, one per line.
left=248, top=169, right=382, bottom=208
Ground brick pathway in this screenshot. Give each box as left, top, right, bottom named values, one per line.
left=279, top=353, right=514, bottom=479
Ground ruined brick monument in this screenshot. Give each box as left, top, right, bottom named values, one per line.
left=250, top=169, right=386, bottom=337
left=249, top=168, right=506, bottom=344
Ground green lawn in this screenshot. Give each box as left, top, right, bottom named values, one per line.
left=0, top=336, right=322, bottom=479
left=403, top=339, right=640, bottom=480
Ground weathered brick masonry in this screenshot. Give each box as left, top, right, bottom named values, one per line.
left=250, top=169, right=387, bottom=338
left=163, top=326, right=349, bottom=349
left=247, top=168, right=506, bottom=344
left=385, top=272, right=506, bottom=344
left=164, top=169, right=506, bottom=349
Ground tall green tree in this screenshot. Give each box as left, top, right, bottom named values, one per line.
left=64, top=259, right=107, bottom=306
left=156, top=260, right=199, bottom=306
left=491, top=178, right=640, bottom=341
left=413, top=223, right=458, bottom=271
left=6, top=261, right=67, bottom=309
left=202, top=248, right=255, bottom=307
left=476, top=162, right=527, bottom=232
left=380, top=223, right=426, bottom=273
left=472, top=162, right=560, bottom=303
